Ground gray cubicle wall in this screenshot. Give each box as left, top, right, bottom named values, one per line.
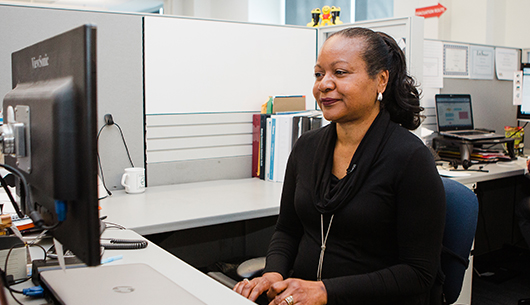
left=441, top=78, right=517, bottom=135
left=422, top=81, right=518, bottom=136
left=421, top=41, right=520, bottom=136
left=0, top=4, right=144, bottom=191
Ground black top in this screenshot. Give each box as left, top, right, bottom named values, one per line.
left=263, top=114, right=446, bottom=305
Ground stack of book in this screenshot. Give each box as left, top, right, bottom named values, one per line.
left=252, top=110, right=324, bottom=182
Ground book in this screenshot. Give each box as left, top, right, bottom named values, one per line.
left=259, top=114, right=271, bottom=180
left=271, top=95, right=306, bottom=114
left=291, top=110, right=323, bottom=148
left=265, top=117, right=274, bottom=181
left=272, top=114, right=294, bottom=182
left=261, top=111, right=324, bottom=182
left=252, top=114, right=260, bottom=177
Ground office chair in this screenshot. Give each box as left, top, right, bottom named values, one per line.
left=440, top=177, right=479, bottom=304
left=210, top=178, right=479, bottom=305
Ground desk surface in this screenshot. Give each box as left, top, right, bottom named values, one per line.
left=7, top=229, right=254, bottom=305
left=99, top=178, right=284, bottom=235
left=438, top=157, right=527, bottom=185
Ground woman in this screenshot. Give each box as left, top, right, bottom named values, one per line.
left=234, top=27, right=445, bottom=305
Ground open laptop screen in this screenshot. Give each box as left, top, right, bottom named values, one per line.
left=435, top=94, right=474, bottom=131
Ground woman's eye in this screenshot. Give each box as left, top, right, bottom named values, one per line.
left=335, top=70, right=346, bottom=75
left=314, top=72, right=323, bottom=78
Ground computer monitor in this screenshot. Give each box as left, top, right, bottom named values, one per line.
left=1, top=25, right=101, bottom=266
left=517, top=63, right=530, bottom=121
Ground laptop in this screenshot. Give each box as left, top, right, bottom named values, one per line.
left=435, top=94, right=505, bottom=141
left=40, top=263, right=206, bottom=305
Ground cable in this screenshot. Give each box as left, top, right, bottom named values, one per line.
left=96, top=114, right=135, bottom=197
left=97, top=124, right=113, bottom=197
left=100, top=238, right=148, bottom=250
left=0, top=174, right=24, bottom=219
left=114, top=123, right=134, bottom=168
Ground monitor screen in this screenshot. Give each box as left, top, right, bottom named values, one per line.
left=1, top=25, right=101, bottom=266
left=518, top=63, right=530, bottom=120
left=435, top=94, right=474, bottom=131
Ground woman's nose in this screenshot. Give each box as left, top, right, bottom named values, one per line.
left=318, top=75, right=335, bottom=92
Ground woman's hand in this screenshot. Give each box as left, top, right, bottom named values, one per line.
left=267, top=278, right=327, bottom=305
left=233, top=272, right=283, bottom=302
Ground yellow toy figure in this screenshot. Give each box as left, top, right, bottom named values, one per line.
left=306, top=8, right=321, bottom=27
left=331, top=6, right=343, bottom=25
left=320, top=6, right=332, bottom=26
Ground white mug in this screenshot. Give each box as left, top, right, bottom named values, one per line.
left=121, top=167, right=145, bottom=194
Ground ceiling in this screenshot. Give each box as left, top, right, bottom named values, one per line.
left=2, top=0, right=164, bottom=13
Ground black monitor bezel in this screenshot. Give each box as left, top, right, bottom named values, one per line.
left=3, top=25, right=100, bottom=266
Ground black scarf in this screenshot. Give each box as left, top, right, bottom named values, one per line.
left=313, top=109, right=398, bottom=214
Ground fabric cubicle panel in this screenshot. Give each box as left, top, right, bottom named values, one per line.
left=0, top=4, right=145, bottom=191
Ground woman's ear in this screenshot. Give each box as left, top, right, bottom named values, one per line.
left=378, top=70, right=389, bottom=93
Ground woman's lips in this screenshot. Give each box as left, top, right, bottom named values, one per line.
left=320, top=98, right=338, bottom=107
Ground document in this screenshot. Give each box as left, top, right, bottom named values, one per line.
left=470, top=46, right=494, bottom=80
left=443, top=43, right=469, bottom=78
left=495, top=48, right=518, bottom=81
left=423, top=40, right=444, bottom=88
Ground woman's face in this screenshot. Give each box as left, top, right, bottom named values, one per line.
left=313, top=35, right=388, bottom=124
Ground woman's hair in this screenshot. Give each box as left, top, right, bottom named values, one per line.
left=328, top=27, right=423, bottom=130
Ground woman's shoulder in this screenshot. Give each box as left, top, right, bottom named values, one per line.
left=386, top=125, right=433, bottom=158
left=390, top=125, right=426, bottom=146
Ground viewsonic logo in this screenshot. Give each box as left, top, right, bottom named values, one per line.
left=31, top=54, right=49, bottom=69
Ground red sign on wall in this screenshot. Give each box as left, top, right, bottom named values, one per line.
left=415, top=3, right=447, bottom=18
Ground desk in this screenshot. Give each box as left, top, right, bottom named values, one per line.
left=7, top=229, right=255, bottom=304
left=7, top=158, right=528, bottom=305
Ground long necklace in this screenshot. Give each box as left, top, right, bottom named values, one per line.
left=317, top=213, right=334, bottom=281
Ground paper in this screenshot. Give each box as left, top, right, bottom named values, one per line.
left=423, top=40, right=444, bottom=88
left=437, top=168, right=471, bottom=177
left=54, top=238, right=66, bottom=272
left=495, top=48, right=518, bottom=80
left=443, top=43, right=469, bottom=78
left=470, top=46, right=494, bottom=80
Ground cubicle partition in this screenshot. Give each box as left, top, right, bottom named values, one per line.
left=143, top=16, right=317, bottom=186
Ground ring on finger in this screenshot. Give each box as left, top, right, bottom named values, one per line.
left=284, top=295, right=294, bottom=305
left=243, top=278, right=250, bottom=283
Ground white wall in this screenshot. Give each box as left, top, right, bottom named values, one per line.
left=395, top=0, right=530, bottom=48
left=163, top=0, right=283, bottom=24
left=248, top=0, right=284, bottom=25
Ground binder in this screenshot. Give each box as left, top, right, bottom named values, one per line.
left=252, top=114, right=260, bottom=177
left=265, top=117, right=274, bottom=181
left=259, top=114, right=271, bottom=180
